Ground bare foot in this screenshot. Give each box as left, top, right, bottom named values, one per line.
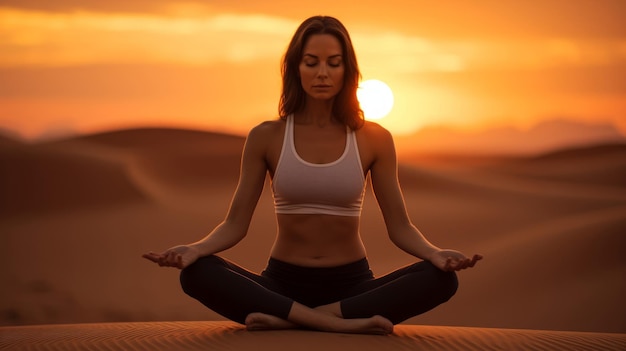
left=245, top=313, right=298, bottom=331
left=315, top=303, right=342, bottom=318
left=246, top=313, right=393, bottom=335
left=313, top=303, right=392, bottom=335
left=337, top=315, right=394, bottom=335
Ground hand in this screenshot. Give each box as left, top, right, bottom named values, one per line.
left=142, top=245, right=200, bottom=269
left=429, top=249, right=482, bottom=272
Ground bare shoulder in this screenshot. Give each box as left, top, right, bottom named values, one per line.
left=355, top=121, right=396, bottom=169
left=243, top=119, right=285, bottom=169
left=246, top=119, right=284, bottom=145
left=249, top=119, right=283, bottom=136
left=357, top=121, right=395, bottom=149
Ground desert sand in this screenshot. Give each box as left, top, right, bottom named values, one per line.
left=0, top=128, right=625, bottom=349
left=2, top=321, right=626, bottom=351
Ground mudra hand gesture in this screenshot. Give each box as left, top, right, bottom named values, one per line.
left=430, top=250, right=482, bottom=272
left=143, top=245, right=199, bottom=269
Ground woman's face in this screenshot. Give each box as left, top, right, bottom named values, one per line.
left=299, top=34, right=345, bottom=102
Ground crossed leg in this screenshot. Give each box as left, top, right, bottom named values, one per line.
left=245, top=303, right=393, bottom=335
left=180, top=255, right=456, bottom=334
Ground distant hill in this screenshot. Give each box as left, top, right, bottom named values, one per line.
left=0, top=142, right=150, bottom=216
left=0, top=132, right=23, bottom=148
left=395, top=119, right=625, bottom=156
left=480, top=142, right=626, bottom=187
left=0, top=128, right=246, bottom=216
left=2, top=125, right=624, bottom=216
left=528, top=142, right=626, bottom=162
left=40, top=127, right=245, bottom=154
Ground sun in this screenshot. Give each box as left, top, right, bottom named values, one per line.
left=357, top=79, right=394, bottom=120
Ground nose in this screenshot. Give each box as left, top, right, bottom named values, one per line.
left=316, top=64, right=329, bottom=78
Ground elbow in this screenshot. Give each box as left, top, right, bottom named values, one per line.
left=385, top=220, right=413, bottom=244
left=387, top=230, right=405, bottom=248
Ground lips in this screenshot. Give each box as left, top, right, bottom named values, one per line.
left=313, top=85, right=331, bottom=88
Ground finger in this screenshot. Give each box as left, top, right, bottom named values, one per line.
left=459, top=257, right=475, bottom=270
left=161, top=252, right=172, bottom=267
left=444, top=257, right=453, bottom=271
left=167, top=251, right=178, bottom=266
left=142, top=252, right=158, bottom=259
left=453, top=259, right=466, bottom=270
left=177, top=255, right=183, bottom=269
left=158, top=252, right=169, bottom=266
left=452, top=258, right=467, bottom=271
left=469, top=254, right=483, bottom=267
left=169, top=252, right=181, bottom=267
left=142, top=252, right=161, bottom=263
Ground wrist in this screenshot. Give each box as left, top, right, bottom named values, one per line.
left=424, top=248, right=440, bottom=262
left=188, top=243, right=206, bottom=256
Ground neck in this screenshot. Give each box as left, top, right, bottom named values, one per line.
left=297, top=98, right=336, bottom=127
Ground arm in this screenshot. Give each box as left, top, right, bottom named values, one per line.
left=368, top=125, right=481, bottom=271
left=143, top=123, right=270, bottom=268
left=190, top=124, right=269, bottom=256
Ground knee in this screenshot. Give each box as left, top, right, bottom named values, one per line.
left=424, top=261, right=458, bottom=302
left=440, top=270, right=458, bottom=302
left=433, top=266, right=459, bottom=301
left=179, top=255, right=223, bottom=297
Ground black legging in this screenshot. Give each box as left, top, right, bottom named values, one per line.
left=180, top=255, right=458, bottom=325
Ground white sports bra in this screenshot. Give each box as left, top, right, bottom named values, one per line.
left=272, top=115, right=365, bottom=216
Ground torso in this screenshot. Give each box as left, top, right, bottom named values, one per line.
left=261, top=117, right=378, bottom=267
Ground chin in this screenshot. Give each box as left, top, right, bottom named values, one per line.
left=309, top=93, right=338, bottom=101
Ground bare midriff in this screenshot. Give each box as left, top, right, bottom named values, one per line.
left=270, top=213, right=367, bottom=267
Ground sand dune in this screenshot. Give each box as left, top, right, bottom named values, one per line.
left=395, top=119, right=625, bottom=155
left=42, top=127, right=245, bottom=188
left=447, top=205, right=626, bottom=331
left=1, top=321, right=625, bottom=351
left=0, top=135, right=21, bottom=148
left=484, top=143, right=626, bottom=188
left=0, top=138, right=149, bottom=216
left=0, top=128, right=624, bottom=334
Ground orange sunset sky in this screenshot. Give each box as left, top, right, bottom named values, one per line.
left=0, top=0, right=625, bottom=142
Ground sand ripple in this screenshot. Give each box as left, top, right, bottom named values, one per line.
left=1, top=322, right=625, bottom=351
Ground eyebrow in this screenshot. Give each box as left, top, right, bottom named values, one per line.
left=303, top=54, right=342, bottom=59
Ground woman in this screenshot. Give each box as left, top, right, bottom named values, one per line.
left=143, top=15, right=481, bottom=335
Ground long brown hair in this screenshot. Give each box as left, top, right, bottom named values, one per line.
left=279, top=16, right=364, bottom=130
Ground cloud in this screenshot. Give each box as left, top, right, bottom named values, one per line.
left=0, top=0, right=178, bottom=14
left=2, top=4, right=626, bottom=73
left=1, top=7, right=470, bottom=72
left=353, top=29, right=626, bottom=75
left=0, top=8, right=297, bottom=66
left=352, top=31, right=467, bottom=73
